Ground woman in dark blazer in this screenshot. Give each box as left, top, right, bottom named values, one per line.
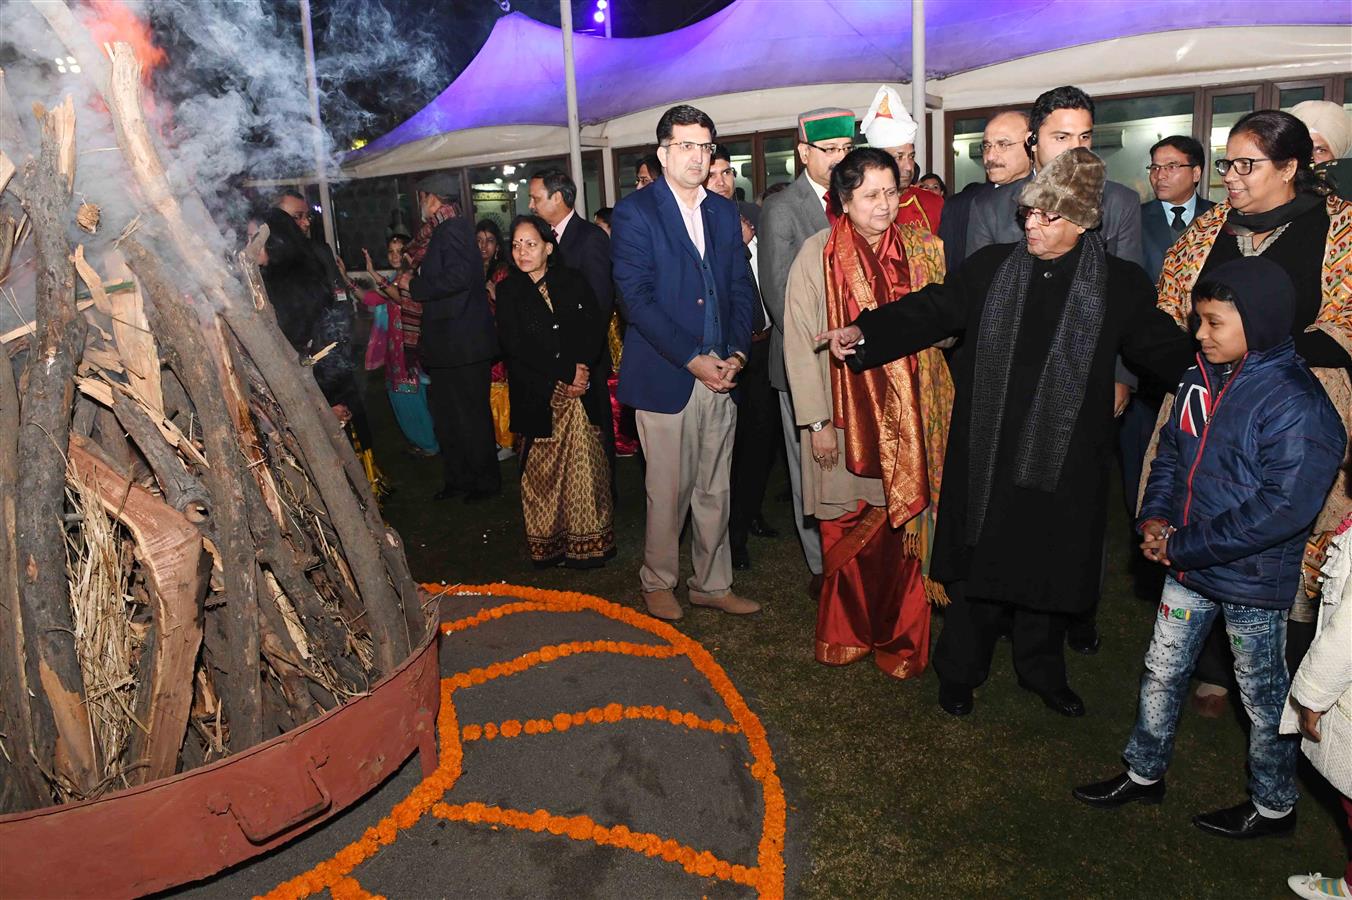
left=495, top=215, right=615, bottom=568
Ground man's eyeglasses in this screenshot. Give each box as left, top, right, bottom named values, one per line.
left=1214, top=157, right=1271, bottom=176
left=980, top=139, right=1021, bottom=153
left=661, top=141, right=717, bottom=156
left=289, top=210, right=312, bottom=222
left=635, top=174, right=654, bottom=188
left=1146, top=162, right=1196, bottom=174
left=805, top=142, right=854, bottom=156
left=1017, top=206, right=1063, bottom=226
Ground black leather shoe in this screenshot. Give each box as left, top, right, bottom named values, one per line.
left=749, top=516, right=780, bottom=539
left=939, top=681, right=974, bottom=717
left=731, top=545, right=751, bottom=570
left=432, top=485, right=461, bottom=501
left=1193, top=801, right=1296, bottom=839
left=1019, top=681, right=1086, bottom=717
left=463, top=488, right=502, bottom=504
left=1073, top=772, right=1166, bottom=808
left=1067, top=620, right=1101, bottom=655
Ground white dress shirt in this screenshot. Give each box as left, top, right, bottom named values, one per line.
left=673, top=185, right=708, bottom=257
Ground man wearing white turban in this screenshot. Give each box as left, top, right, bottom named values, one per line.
left=862, top=85, right=942, bottom=234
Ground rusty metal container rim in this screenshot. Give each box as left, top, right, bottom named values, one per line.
left=0, top=623, right=439, bottom=826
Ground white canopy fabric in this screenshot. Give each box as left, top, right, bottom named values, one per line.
left=343, top=0, right=1351, bottom=177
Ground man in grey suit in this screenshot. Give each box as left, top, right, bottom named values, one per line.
left=968, top=86, right=1143, bottom=269
left=758, top=107, right=856, bottom=595
left=941, top=110, right=1032, bottom=270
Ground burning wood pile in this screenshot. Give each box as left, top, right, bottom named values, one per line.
left=0, top=11, right=428, bottom=815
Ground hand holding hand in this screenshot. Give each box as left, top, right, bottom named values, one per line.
left=810, top=425, right=838, bottom=470
left=1140, top=518, right=1174, bottom=566
left=814, top=325, right=863, bottom=361
left=717, top=354, right=744, bottom=390
left=688, top=354, right=731, bottom=393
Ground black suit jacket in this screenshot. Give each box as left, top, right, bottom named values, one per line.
left=1140, top=195, right=1216, bottom=283
left=556, top=214, right=614, bottom=317
left=494, top=265, right=608, bottom=439
left=409, top=215, right=498, bottom=367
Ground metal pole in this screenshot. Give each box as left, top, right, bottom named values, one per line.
left=911, top=0, right=926, bottom=174
left=560, top=0, right=586, bottom=216
left=299, top=0, right=337, bottom=252
left=604, top=1, right=612, bottom=38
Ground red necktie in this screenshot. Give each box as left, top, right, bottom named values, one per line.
left=824, top=194, right=838, bottom=225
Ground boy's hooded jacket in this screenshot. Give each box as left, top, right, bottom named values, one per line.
left=1139, top=257, right=1346, bottom=608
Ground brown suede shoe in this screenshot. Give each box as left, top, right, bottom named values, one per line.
left=689, top=589, right=761, bottom=615
left=643, top=589, right=683, bottom=621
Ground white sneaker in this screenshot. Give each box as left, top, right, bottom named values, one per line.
left=1289, top=873, right=1352, bottom=899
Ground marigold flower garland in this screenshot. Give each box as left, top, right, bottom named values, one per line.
left=461, top=702, right=741, bottom=743
left=260, top=583, right=786, bottom=900
left=447, top=584, right=786, bottom=899
left=431, top=801, right=754, bottom=887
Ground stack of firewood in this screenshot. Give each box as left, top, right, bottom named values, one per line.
left=0, top=16, right=427, bottom=815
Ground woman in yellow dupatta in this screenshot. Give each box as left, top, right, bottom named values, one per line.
left=783, top=148, right=952, bottom=678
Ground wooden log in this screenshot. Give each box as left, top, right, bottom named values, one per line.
left=225, top=265, right=411, bottom=670
left=68, top=434, right=206, bottom=784
left=111, top=389, right=210, bottom=521
left=14, top=96, right=98, bottom=796
left=102, top=39, right=414, bottom=669
left=0, top=346, right=47, bottom=811
left=117, top=241, right=262, bottom=750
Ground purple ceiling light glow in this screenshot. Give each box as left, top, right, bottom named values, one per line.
left=351, top=0, right=1349, bottom=162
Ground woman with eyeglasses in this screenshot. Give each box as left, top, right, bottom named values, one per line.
left=1155, top=109, right=1352, bottom=677
left=782, top=147, right=952, bottom=680
left=493, top=215, right=615, bottom=568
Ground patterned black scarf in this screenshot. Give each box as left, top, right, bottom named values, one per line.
left=965, top=232, right=1107, bottom=544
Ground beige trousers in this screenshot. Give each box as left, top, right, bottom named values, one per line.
left=635, top=381, right=737, bottom=596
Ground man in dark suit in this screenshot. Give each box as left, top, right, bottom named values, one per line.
left=760, top=107, right=857, bottom=593
left=941, top=110, right=1031, bottom=270
left=528, top=167, right=617, bottom=473
left=1140, top=135, right=1213, bottom=283
left=1122, top=135, right=1215, bottom=523
left=406, top=173, right=500, bottom=501
left=611, top=105, right=761, bottom=622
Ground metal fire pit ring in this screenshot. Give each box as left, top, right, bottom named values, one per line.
left=0, top=627, right=440, bottom=900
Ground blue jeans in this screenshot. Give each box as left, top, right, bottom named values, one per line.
left=1123, top=576, right=1298, bottom=812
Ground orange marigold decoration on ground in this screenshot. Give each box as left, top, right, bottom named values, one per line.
left=259, top=583, right=787, bottom=900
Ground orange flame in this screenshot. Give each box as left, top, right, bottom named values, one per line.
left=84, top=0, right=168, bottom=81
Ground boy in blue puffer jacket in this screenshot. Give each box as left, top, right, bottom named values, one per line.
left=1073, top=256, right=1346, bottom=839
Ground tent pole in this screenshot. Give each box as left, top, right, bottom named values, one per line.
left=911, top=0, right=926, bottom=174
left=299, top=0, right=337, bottom=253
left=560, top=0, right=586, bottom=216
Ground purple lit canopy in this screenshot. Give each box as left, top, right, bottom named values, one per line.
left=352, top=0, right=1349, bottom=163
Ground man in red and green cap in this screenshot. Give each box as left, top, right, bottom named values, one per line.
left=759, top=106, right=856, bottom=598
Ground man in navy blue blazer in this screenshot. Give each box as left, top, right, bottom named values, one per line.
left=611, top=105, right=762, bottom=622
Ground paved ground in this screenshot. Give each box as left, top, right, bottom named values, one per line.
left=164, top=591, right=805, bottom=899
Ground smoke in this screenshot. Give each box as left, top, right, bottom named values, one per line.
left=0, top=0, right=452, bottom=332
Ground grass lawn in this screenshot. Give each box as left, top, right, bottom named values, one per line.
left=364, top=371, right=1347, bottom=899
